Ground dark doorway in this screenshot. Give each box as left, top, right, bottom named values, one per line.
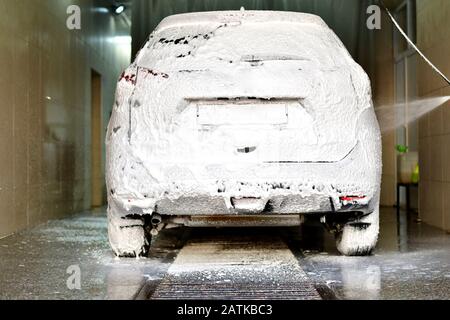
left=91, top=69, right=103, bottom=208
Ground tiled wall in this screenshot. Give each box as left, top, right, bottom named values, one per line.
left=0, top=0, right=131, bottom=238
left=373, top=12, right=396, bottom=207
left=417, top=0, right=450, bottom=231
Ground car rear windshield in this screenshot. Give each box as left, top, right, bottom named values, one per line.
left=137, top=21, right=352, bottom=71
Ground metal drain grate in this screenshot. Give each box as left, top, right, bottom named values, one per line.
left=152, top=282, right=321, bottom=300
left=149, top=235, right=321, bottom=300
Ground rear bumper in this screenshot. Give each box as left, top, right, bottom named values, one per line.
left=153, top=192, right=375, bottom=215
left=109, top=179, right=377, bottom=219
left=108, top=140, right=380, bottom=218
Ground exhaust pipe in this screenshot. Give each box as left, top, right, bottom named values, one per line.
left=149, top=213, right=163, bottom=236
left=151, top=213, right=162, bottom=226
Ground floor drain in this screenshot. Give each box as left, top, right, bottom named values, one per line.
left=149, top=235, right=321, bottom=300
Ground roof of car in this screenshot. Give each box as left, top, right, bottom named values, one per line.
left=155, top=10, right=328, bottom=32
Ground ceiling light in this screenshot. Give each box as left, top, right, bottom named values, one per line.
left=93, top=7, right=110, bottom=14
left=113, top=4, right=125, bottom=15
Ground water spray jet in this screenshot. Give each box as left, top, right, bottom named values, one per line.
left=375, top=96, right=450, bottom=133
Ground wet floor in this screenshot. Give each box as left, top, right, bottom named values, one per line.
left=0, top=207, right=449, bottom=300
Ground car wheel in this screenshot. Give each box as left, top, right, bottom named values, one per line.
left=335, top=206, right=379, bottom=256
left=108, top=212, right=151, bottom=257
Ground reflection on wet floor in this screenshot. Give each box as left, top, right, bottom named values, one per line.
left=294, top=209, right=450, bottom=300
left=0, top=207, right=449, bottom=299
left=0, top=209, right=184, bottom=300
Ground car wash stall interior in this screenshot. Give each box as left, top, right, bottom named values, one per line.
left=0, top=0, right=449, bottom=300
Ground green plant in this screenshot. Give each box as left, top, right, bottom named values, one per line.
left=396, top=144, right=409, bottom=153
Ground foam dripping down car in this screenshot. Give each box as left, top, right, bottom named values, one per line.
left=106, top=11, right=382, bottom=257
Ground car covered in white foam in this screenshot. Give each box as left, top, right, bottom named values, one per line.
left=106, top=11, right=382, bottom=257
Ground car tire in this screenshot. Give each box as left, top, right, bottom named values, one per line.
left=108, top=212, right=151, bottom=257
left=335, top=206, right=379, bottom=256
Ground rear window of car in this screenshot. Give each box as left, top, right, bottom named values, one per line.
left=136, top=22, right=352, bottom=71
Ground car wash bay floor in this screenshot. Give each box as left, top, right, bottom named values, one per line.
left=0, top=207, right=449, bottom=300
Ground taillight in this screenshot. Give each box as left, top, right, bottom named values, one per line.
left=340, top=196, right=366, bottom=204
